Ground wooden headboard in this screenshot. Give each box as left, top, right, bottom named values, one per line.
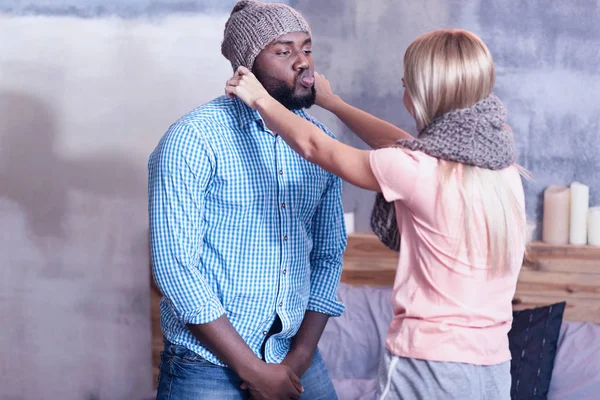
left=343, top=234, right=600, bottom=323
left=150, top=233, right=600, bottom=387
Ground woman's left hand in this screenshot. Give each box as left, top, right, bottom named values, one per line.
left=225, top=66, right=271, bottom=110
left=314, top=72, right=340, bottom=110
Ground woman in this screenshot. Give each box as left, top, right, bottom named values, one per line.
left=226, top=29, right=526, bottom=399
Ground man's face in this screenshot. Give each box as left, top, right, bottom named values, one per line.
left=252, top=32, right=315, bottom=110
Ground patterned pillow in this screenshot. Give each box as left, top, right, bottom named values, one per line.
left=509, top=302, right=566, bottom=399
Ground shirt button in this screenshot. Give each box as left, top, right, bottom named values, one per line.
left=263, top=330, right=268, bottom=336
left=281, top=203, right=286, bottom=209
left=279, top=170, right=283, bottom=175
left=282, top=269, right=287, bottom=274
left=279, top=302, right=283, bottom=307
left=283, top=235, right=288, bottom=241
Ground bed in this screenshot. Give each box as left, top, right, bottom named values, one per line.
left=150, top=234, right=600, bottom=399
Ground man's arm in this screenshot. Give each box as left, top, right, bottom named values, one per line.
left=149, top=122, right=226, bottom=328
left=281, top=311, right=330, bottom=376
left=283, top=173, right=347, bottom=376
left=149, top=122, right=302, bottom=398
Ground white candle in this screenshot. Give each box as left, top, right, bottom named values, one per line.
left=570, top=182, right=590, bottom=245
left=588, top=207, right=600, bottom=247
left=344, top=212, right=355, bottom=235
left=542, top=185, right=570, bottom=245
left=526, top=221, right=537, bottom=243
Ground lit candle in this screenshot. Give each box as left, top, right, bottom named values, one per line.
left=588, top=207, right=600, bottom=247
left=570, top=182, right=590, bottom=245
left=542, top=185, right=570, bottom=245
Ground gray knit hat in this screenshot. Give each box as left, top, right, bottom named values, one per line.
left=221, top=0, right=312, bottom=71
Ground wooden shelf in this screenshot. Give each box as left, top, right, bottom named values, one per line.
left=344, top=235, right=600, bottom=263
left=526, top=241, right=600, bottom=260
left=342, top=234, right=600, bottom=324
left=524, top=241, right=600, bottom=274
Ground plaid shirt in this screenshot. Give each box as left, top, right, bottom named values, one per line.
left=148, top=96, right=346, bottom=366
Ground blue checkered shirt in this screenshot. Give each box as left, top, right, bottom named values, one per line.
left=148, top=96, right=346, bottom=366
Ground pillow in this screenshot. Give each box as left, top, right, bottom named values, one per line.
left=509, top=302, right=566, bottom=400
left=549, top=321, right=600, bottom=400
left=318, top=283, right=393, bottom=380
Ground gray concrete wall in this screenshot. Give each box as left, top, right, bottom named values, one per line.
left=0, top=0, right=239, bottom=17
left=292, top=0, right=600, bottom=233
left=0, top=3, right=239, bottom=399
left=1, top=0, right=598, bottom=398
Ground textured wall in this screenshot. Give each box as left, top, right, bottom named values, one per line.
left=1, top=0, right=599, bottom=398
left=0, top=0, right=239, bottom=17
left=291, top=0, right=600, bottom=234
left=0, top=5, right=238, bottom=399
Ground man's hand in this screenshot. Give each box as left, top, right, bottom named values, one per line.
left=280, top=347, right=313, bottom=378
left=225, top=66, right=272, bottom=110
left=240, top=362, right=304, bottom=400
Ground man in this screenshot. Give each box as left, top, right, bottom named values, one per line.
left=148, top=1, right=346, bottom=399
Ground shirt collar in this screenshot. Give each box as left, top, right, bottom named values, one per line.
left=234, top=97, right=308, bottom=136
left=234, top=97, right=261, bottom=126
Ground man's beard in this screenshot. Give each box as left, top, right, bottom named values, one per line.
left=253, top=70, right=316, bottom=110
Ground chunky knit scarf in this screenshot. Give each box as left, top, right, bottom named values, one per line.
left=370, top=93, right=517, bottom=251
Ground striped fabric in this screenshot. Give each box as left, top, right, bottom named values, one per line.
left=148, top=96, right=346, bottom=366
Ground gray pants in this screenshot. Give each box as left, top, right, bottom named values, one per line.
left=375, top=350, right=511, bottom=400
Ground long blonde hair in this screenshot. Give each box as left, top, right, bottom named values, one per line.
left=403, top=29, right=527, bottom=274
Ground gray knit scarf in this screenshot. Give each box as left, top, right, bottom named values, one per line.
left=370, top=93, right=517, bottom=251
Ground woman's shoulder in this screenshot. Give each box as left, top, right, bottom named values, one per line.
left=374, top=147, right=440, bottom=165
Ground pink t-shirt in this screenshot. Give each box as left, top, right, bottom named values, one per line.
left=369, top=148, right=526, bottom=366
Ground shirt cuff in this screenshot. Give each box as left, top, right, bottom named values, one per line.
left=306, top=295, right=345, bottom=317
left=179, top=296, right=226, bottom=325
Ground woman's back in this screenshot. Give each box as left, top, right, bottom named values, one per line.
left=370, top=147, right=526, bottom=365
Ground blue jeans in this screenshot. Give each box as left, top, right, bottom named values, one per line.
left=156, top=340, right=338, bottom=400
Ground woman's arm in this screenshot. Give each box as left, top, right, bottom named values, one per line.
left=314, top=73, right=413, bottom=149
left=225, top=67, right=380, bottom=192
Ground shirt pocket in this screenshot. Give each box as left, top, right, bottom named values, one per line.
left=206, top=161, right=273, bottom=217
left=296, top=171, right=329, bottom=224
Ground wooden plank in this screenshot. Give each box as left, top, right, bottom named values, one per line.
left=525, top=258, right=600, bottom=274
left=345, top=234, right=397, bottom=260
left=516, top=268, right=600, bottom=299
left=512, top=294, right=600, bottom=324
left=526, top=241, right=600, bottom=260
left=343, top=256, right=396, bottom=272
left=343, top=234, right=397, bottom=273
left=341, top=269, right=395, bottom=286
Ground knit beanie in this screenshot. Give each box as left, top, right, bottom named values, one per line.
left=221, top=0, right=312, bottom=71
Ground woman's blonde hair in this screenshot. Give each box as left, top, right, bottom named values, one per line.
left=403, top=29, right=527, bottom=275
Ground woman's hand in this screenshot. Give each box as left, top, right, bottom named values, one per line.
left=225, top=66, right=272, bottom=110
left=314, top=72, right=341, bottom=110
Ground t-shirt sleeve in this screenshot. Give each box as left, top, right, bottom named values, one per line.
left=369, top=147, right=421, bottom=203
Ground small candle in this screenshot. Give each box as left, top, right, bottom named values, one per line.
left=344, top=212, right=355, bottom=235
left=526, top=221, right=537, bottom=243
left=570, top=182, right=590, bottom=245
left=588, top=207, right=600, bottom=247
left=542, top=185, right=570, bottom=245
